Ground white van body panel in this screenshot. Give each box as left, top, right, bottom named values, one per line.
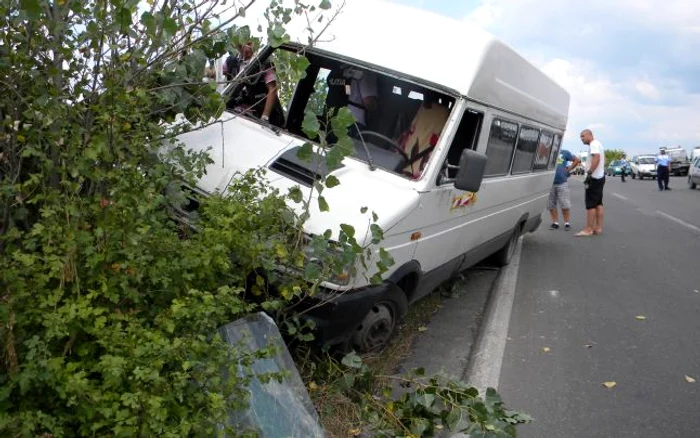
left=174, top=114, right=422, bottom=244
left=174, top=0, right=571, bottom=347
left=173, top=116, right=295, bottom=193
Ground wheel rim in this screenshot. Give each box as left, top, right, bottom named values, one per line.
left=353, top=303, right=395, bottom=352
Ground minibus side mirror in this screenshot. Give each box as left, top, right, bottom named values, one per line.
left=454, top=149, right=487, bottom=192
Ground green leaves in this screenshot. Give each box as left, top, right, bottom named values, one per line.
left=329, top=358, right=531, bottom=438
left=341, top=351, right=363, bottom=369
left=340, top=224, right=355, bottom=239
left=267, top=23, right=289, bottom=47
left=317, top=196, right=329, bottom=212
left=325, top=175, right=340, bottom=188
left=19, top=0, right=42, bottom=19
left=297, top=141, right=314, bottom=161
left=302, top=111, right=321, bottom=138
left=288, top=186, right=303, bottom=203
left=117, top=7, right=134, bottom=31
left=331, top=107, right=356, bottom=135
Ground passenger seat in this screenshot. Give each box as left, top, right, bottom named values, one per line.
left=398, top=101, right=450, bottom=178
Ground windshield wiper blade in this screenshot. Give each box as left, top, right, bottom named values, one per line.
left=354, top=125, right=376, bottom=171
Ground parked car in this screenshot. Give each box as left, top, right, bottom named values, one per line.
left=606, top=160, right=631, bottom=177
left=689, top=157, right=700, bottom=189
left=167, top=0, right=571, bottom=352
left=630, top=155, right=657, bottom=180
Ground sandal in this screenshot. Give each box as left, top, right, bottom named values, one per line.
left=574, top=230, right=595, bottom=237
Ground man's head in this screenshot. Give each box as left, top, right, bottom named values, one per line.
left=580, top=129, right=594, bottom=145
left=661, top=149, right=667, bottom=155
left=235, top=41, right=254, bottom=61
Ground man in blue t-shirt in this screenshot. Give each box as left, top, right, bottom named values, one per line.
left=548, top=149, right=581, bottom=230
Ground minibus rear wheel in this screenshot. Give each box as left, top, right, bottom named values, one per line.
left=351, top=284, right=408, bottom=353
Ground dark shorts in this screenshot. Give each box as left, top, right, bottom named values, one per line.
left=585, top=176, right=605, bottom=209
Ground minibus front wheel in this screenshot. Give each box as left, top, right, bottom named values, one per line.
left=351, top=284, right=408, bottom=353
left=492, top=225, right=521, bottom=267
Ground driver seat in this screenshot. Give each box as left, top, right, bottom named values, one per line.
left=398, top=100, right=450, bottom=178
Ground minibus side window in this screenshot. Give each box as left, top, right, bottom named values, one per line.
left=511, top=126, right=540, bottom=174
left=548, top=134, right=562, bottom=170
left=441, top=109, right=483, bottom=181
left=483, top=119, right=518, bottom=177
left=533, top=130, right=554, bottom=171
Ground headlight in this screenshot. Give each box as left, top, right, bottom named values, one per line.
left=302, top=234, right=358, bottom=286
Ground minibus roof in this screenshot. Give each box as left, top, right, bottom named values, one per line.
left=285, top=0, right=570, bottom=130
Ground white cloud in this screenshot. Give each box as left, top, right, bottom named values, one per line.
left=463, top=0, right=700, bottom=155
left=634, top=79, right=661, bottom=101
left=464, top=0, right=502, bottom=28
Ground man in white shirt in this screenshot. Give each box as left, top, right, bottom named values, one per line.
left=575, top=129, right=606, bottom=237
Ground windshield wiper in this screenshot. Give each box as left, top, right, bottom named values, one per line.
left=354, top=125, right=376, bottom=171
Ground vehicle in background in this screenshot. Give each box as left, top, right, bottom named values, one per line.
left=690, top=146, right=700, bottom=163
left=630, top=155, right=657, bottom=180
left=573, top=151, right=588, bottom=175
left=689, top=157, right=700, bottom=189
left=661, top=146, right=690, bottom=176
left=606, top=159, right=631, bottom=177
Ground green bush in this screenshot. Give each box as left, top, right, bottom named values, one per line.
left=0, top=0, right=531, bottom=436
left=0, top=0, right=344, bottom=435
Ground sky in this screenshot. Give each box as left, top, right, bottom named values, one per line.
left=389, top=0, right=700, bottom=157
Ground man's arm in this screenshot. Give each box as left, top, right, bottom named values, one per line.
left=262, top=81, right=278, bottom=121
left=588, top=153, right=600, bottom=174
left=566, top=156, right=581, bottom=173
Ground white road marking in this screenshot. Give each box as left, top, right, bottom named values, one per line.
left=612, top=192, right=629, bottom=201
left=656, top=210, right=700, bottom=234
left=463, top=236, right=523, bottom=393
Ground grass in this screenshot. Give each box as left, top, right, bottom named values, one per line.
left=300, top=290, right=449, bottom=437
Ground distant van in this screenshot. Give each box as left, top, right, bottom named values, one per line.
left=171, top=1, right=570, bottom=351
left=691, top=146, right=700, bottom=162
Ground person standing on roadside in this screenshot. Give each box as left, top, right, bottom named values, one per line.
left=619, top=154, right=628, bottom=182
left=576, top=129, right=605, bottom=237
left=655, top=149, right=671, bottom=191
left=548, top=149, right=581, bottom=231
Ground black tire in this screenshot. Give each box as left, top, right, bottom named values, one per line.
left=689, top=176, right=697, bottom=189
left=351, top=284, right=408, bottom=353
left=632, top=173, right=636, bottom=179
left=492, top=225, right=521, bottom=267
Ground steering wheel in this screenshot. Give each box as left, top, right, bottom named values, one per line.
left=358, top=130, right=410, bottom=162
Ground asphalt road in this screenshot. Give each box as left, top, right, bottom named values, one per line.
left=498, top=174, right=700, bottom=438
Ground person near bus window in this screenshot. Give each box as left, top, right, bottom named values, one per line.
left=325, top=66, right=379, bottom=136
left=226, top=41, right=285, bottom=127
left=548, top=149, right=580, bottom=230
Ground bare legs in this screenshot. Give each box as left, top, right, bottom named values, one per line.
left=583, top=206, right=604, bottom=234
left=594, top=205, right=604, bottom=234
